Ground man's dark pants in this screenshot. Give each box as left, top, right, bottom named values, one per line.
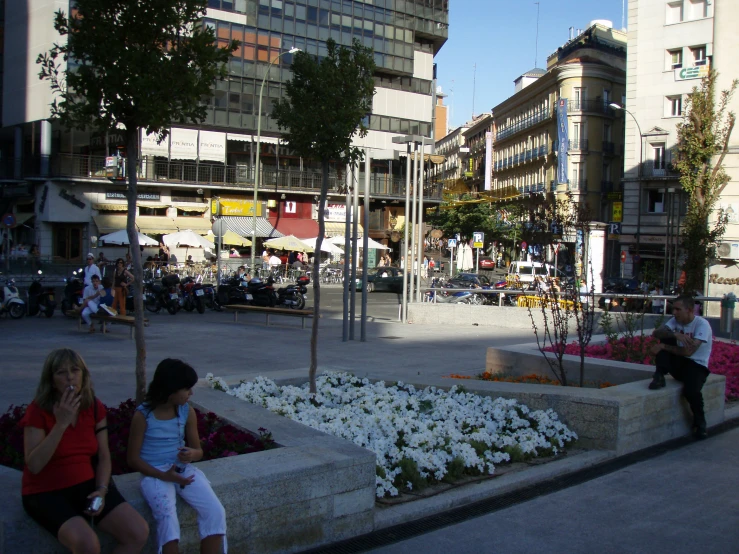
left=655, top=349, right=710, bottom=427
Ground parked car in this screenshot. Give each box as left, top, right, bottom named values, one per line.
left=449, top=273, right=492, bottom=287
left=479, top=257, right=496, bottom=269
left=358, top=267, right=411, bottom=293
left=507, top=261, right=555, bottom=284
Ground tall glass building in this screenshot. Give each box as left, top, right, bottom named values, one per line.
left=0, top=0, right=448, bottom=264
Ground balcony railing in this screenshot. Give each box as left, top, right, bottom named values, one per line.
left=495, top=108, right=554, bottom=141
left=568, top=139, right=589, bottom=152
left=641, top=160, right=677, bottom=178
left=517, top=183, right=546, bottom=194
left=567, top=179, right=588, bottom=192
left=6, top=154, right=442, bottom=200
left=601, top=181, right=615, bottom=193
left=602, top=141, right=615, bottom=155
left=568, top=100, right=616, bottom=116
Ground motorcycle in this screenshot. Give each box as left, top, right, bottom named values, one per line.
left=0, top=276, right=25, bottom=318
left=27, top=271, right=56, bottom=318
left=143, top=275, right=180, bottom=315
left=216, top=275, right=252, bottom=306
left=245, top=277, right=276, bottom=307
left=271, top=275, right=309, bottom=310
left=61, top=267, right=84, bottom=317
left=180, top=276, right=206, bottom=314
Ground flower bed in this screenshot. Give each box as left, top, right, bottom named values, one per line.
left=546, top=337, right=739, bottom=399
left=205, top=372, right=577, bottom=498
left=0, top=400, right=275, bottom=474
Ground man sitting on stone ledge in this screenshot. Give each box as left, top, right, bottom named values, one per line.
left=649, top=295, right=712, bottom=440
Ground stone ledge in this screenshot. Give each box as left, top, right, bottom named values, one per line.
left=0, top=383, right=376, bottom=554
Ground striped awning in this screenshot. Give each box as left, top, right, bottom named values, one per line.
left=323, top=222, right=364, bottom=237
left=173, top=203, right=209, bottom=213
left=220, top=216, right=283, bottom=239
left=93, top=215, right=213, bottom=235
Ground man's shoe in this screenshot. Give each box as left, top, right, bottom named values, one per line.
left=648, top=372, right=666, bottom=390
left=693, top=423, right=708, bottom=440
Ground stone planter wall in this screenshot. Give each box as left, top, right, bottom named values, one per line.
left=0, top=383, right=376, bottom=554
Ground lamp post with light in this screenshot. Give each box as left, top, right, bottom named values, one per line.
left=251, top=47, right=301, bottom=273
left=610, top=102, right=644, bottom=262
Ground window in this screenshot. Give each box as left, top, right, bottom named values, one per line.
left=666, top=1, right=683, bottom=24
left=603, top=89, right=611, bottom=107
left=603, top=123, right=612, bottom=141
left=666, top=96, right=682, bottom=117
left=652, top=143, right=667, bottom=175
left=688, top=0, right=708, bottom=19
left=691, top=45, right=707, bottom=66
left=647, top=190, right=665, bottom=213
left=668, top=49, right=682, bottom=69
left=573, top=87, right=584, bottom=109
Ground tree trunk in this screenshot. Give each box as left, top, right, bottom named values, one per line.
left=125, top=128, right=147, bottom=404
left=309, top=158, right=330, bottom=394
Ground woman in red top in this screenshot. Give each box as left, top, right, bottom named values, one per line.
left=20, top=348, right=149, bottom=553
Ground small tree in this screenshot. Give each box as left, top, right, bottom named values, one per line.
left=675, top=70, right=737, bottom=293
left=272, top=39, right=375, bottom=393
left=37, top=0, right=237, bottom=402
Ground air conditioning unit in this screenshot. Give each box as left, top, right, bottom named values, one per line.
left=717, top=242, right=739, bottom=259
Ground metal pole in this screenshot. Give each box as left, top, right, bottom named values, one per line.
left=361, top=151, right=370, bottom=341
left=409, top=145, right=418, bottom=303
left=350, top=162, right=359, bottom=340
left=343, top=164, right=351, bottom=341
left=416, top=142, right=426, bottom=302
left=251, top=49, right=297, bottom=274
left=401, top=143, right=412, bottom=323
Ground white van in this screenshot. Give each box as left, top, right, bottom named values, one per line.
left=507, top=261, right=555, bottom=284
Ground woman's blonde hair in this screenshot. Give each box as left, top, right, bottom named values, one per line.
left=35, top=348, right=95, bottom=412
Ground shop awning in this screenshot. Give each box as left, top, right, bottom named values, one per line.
left=220, top=215, right=283, bottom=239
left=94, top=215, right=211, bottom=235
left=13, top=213, right=35, bottom=226
left=323, top=222, right=364, bottom=237
left=172, top=217, right=212, bottom=233
left=93, top=203, right=129, bottom=211
left=273, top=218, right=319, bottom=239
left=173, top=203, right=209, bottom=213
left=138, top=202, right=170, bottom=209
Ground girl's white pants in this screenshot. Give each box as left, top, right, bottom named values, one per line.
left=140, top=463, right=227, bottom=553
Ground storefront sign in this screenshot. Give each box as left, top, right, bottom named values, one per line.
left=170, top=128, right=198, bottom=160
left=106, top=191, right=160, bottom=201
left=213, top=197, right=262, bottom=217
left=325, top=204, right=354, bottom=222
left=709, top=274, right=739, bottom=285
left=59, top=188, right=86, bottom=209
left=612, top=201, right=623, bottom=222
left=675, top=65, right=709, bottom=81
left=556, top=98, right=569, bottom=184
left=141, top=131, right=170, bottom=158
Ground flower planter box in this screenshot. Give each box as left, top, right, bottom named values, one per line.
left=0, top=383, right=376, bottom=554
left=483, top=337, right=726, bottom=454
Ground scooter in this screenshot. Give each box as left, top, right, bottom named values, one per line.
left=27, top=271, right=56, bottom=318
left=62, top=267, right=84, bottom=317
left=0, top=276, right=26, bottom=318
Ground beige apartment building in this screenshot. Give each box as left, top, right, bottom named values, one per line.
left=620, top=0, right=739, bottom=308
left=492, top=22, right=626, bottom=230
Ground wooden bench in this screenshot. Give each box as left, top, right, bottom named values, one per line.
left=224, top=304, right=314, bottom=329
left=67, top=311, right=149, bottom=338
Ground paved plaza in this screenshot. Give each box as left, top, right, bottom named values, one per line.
left=2, top=289, right=738, bottom=553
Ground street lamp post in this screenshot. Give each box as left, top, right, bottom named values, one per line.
left=609, top=102, right=644, bottom=265
left=251, top=47, right=300, bottom=273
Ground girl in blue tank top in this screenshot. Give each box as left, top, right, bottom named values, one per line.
left=127, top=359, right=226, bottom=553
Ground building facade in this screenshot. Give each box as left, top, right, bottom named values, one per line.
left=0, top=0, right=449, bottom=263
left=489, top=22, right=626, bottom=275
left=620, top=0, right=739, bottom=307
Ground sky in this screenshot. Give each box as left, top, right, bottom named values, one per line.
left=434, top=0, right=627, bottom=130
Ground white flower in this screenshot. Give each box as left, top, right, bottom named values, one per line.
left=210, top=371, right=576, bottom=498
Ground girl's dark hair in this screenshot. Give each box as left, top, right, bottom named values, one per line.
left=116, top=258, right=125, bottom=265
left=144, top=358, right=198, bottom=408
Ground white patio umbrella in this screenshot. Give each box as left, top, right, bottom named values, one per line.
left=302, top=237, right=343, bottom=254
left=263, top=235, right=314, bottom=252
left=99, top=229, right=159, bottom=246
left=163, top=230, right=214, bottom=250
left=328, top=235, right=389, bottom=250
